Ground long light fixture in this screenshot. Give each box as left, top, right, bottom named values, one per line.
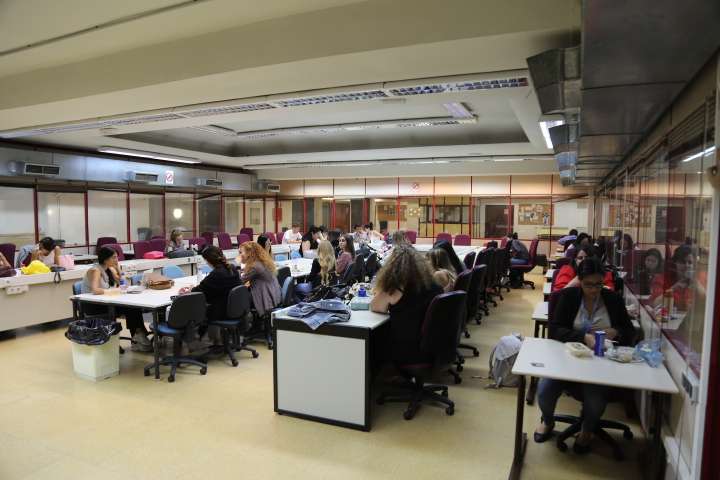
left=493, top=158, right=525, bottom=162
left=443, top=102, right=474, bottom=119
left=98, top=146, right=201, bottom=164
left=682, top=146, right=716, bottom=163
left=539, top=119, right=565, bottom=149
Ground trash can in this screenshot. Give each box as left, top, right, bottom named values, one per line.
left=66, top=318, right=121, bottom=382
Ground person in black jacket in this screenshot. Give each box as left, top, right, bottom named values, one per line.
left=432, top=240, right=465, bottom=275
left=534, top=258, right=635, bottom=454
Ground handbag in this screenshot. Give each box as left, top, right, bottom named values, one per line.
left=144, top=272, right=174, bottom=290
left=143, top=251, right=165, bottom=260
left=0, top=265, right=16, bottom=277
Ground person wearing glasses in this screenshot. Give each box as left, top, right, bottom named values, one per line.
left=552, top=245, right=614, bottom=292
left=534, top=258, right=634, bottom=454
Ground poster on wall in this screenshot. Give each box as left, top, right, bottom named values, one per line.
left=608, top=205, right=652, bottom=227
left=518, top=204, right=551, bottom=226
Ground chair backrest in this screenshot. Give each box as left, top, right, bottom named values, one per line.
left=276, top=266, right=291, bottom=288
left=104, top=243, right=125, bottom=261
left=162, top=265, right=184, bottom=279
left=167, top=292, right=207, bottom=329
left=72, top=280, right=82, bottom=295
left=405, top=230, right=417, bottom=244
left=436, top=232, right=452, bottom=244
left=528, top=238, right=539, bottom=264
left=200, top=232, right=214, bottom=246
left=274, top=254, right=286, bottom=262
left=420, top=291, right=467, bottom=365
left=132, top=241, right=151, bottom=259
left=237, top=233, right=251, bottom=245
left=95, top=237, right=116, bottom=254
left=365, top=253, right=379, bottom=278
left=263, top=232, right=277, bottom=245
left=188, top=237, right=207, bottom=250
left=149, top=238, right=166, bottom=253
left=474, top=264, right=488, bottom=292
left=353, top=255, right=365, bottom=283
left=465, top=266, right=482, bottom=319
left=453, top=269, right=472, bottom=293
left=463, top=251, right=476, bottom=270
left=341, top=262, right=356, bottom=285
left=290, top=250, right=302, bottom=259
left=454, top=234, right=471, bottom=246
left=151, top=235, right=165, bottom=240
left=0, top=243, right=16, bottom=266
left=281, top=276, right=296, bottom=307
left=226, top=285, right=251, bottom=319
left=548, top=289, right=564, bottom=327
left=239, top=227, right=254, bottom=238
left=217, top=232, right=233, bottom=250
left=276, top=231, right=285, bottom=244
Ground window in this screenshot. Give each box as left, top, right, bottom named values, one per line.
left=245, top=198, right=264, bottom=235
left=0, top=186, right=35, bottom=247
left=88, top=190, right=127, bottom=245
left=471, top=197, right=510, bottom=239
left=399, top=197, right=430, bottom=236
left=223, top=197, right=243, bottom=235
left=37, top=191, right=85, bottom=246
left=165, top=193, right=194, bottom=238
left=434, top=196, right=469, bottom=236
left=196, top=194, right=222, bottom=235
left=370, top=198, right=397, bottom=234
left=129, top=193, right=163, bottom=241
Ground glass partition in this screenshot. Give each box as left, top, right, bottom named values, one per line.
left=130, top=193, right=163, bottom=241
left=0, top=186, right=36, bottom=247
left=196, top=194, right=222, bottom=235
left=165, top=192, right=194, bottom=238
left=471, top=197, right=511, bottom=240
left=88, top=190, right=128, bottom=245
left=244, top=198, right=264, bottom=235
left=37, top=191, right=85, bottom=246
left=223, top=197, right=243, bottom=235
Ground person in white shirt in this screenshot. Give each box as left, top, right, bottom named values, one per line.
left=282, top=224, right=302, bottom=244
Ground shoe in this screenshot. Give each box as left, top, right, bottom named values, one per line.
left=131, top=333, right=153, bottom=352
left=533, top=423, right=555, bottom=443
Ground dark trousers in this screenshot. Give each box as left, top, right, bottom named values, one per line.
left=538, top=378, right=610, bottom=432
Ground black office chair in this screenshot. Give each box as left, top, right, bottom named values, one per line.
left=476, top=250, right=496, bottom=310
left=472, top=265, right=487, bottom=324
left=276, top=266, right=291, bottom=290
left=341, top=262, right=356, bottom=285
left=377, top=291, right=466, bottom=420
left=144, top=292, right=208, bottom=382
left=365, top=253, right=379, bottom=279
left=463, top=251, right=476, bottom=270
left=546, top=290, right=634, bottom=460
left=279, top=276, right=296, bottom=308
left=449, top=270, right=476, bottom=381
left=352, top=254, right=365, bottom=283
left=208, top=285, right=259, bottom=367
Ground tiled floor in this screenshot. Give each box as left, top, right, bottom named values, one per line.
left=0, top=271, right=643, bottom=479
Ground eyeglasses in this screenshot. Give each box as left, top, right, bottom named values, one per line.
left=581, top=282, right=603, bottom=289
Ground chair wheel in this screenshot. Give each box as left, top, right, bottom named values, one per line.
left=531, top=285, right=535, bottom=290
left=143, top=369, right=150, bottom=377
left=445, top=406, right=454, bottom=415
left=441, top=389, right=448, bottom=397
left=456, top=365, right=463, bottom=372
left=168, top=375, right=175, bottom=383
left=463, top=331, right=470, bottom=339
left=557, top=440, right=568, bottom=452
left=472, top=349, right=479, bottom=357
left=623, top=430, right=633, bottom=440
left=231, top=360, right=239, bottom=367
left=252, top=351, right=259, bottom=358
left=200, top=367, right=207, bottom=375
left=454, top=376, right=462, bottom=385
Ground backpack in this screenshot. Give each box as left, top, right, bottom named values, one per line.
left=486, top=334, right=523, bottom=388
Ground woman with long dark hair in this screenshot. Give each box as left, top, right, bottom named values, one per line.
left=553, top=245, right=614, bottom=292
left=432, top=239, right=465, bottom=275
left=335, top=234, right=355, bottom=276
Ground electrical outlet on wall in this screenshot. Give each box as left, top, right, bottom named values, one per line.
left=5, top=285, right=29, bottom=295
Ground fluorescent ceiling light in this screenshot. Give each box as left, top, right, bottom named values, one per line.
left=493, top=158, right=525, bottom=162
left=682, top=146, right=716, bottom=163
left=443, top=102, right=474, bottom=119
left=539, top=120, right=564, bottom=149
left=98, top=146, right=201, bottom=164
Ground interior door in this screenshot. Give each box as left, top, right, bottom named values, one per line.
left=485, top=204, right=513, bottom=237
left=335, top=202, right=350, bottom=233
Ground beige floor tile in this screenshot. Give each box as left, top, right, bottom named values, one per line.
left=0, top=272, right=643, bottom=479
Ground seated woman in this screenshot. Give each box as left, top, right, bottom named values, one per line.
left=432, top=239, right=465, bottom=275
left=370, top=245, right=443, bottom=365
left=509, top=232, right=530, bottom=266
left=364, top=223, right=384, bottom=242
left=257, top=234, right=273, bottom=256
left=307, top=240, right=338, bottom=287
left=16, top=237, right=62, bottom=268
left=299, top=226, right=320, bottom=259
left=552, top=245, right=614, bottom=292
left=535, top=258, right=635, bottom=453
left=634, top=248, right=663, bottom=295
left=426, top=248, right=457, bottom=292
left=238, top=241, right=281, bottom=316
left=167, top=229, right=194, bottom=258
left=335, top=235, right=355, bottom=276
left=651, top=244, right=706, bottom=312
left=81, top=246, right=152, bottom=352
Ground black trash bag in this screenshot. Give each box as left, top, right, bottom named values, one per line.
left=65, top=318, right=122, bottom=346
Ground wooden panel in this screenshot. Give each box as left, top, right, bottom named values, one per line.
left=472, top=175, right=510, bottom=195
left=511, top=175, right=552, bottom=195
left=277, top=180, right=303, bottom=196
left=434, top=176, right=471, bottom=195
left=365, top=178, right=397, bottom=196
left=334, top=178, right=365, bottom=197
left=304, top=179, right=333, bottom=196
left=398, top=177, right=433, bottom=196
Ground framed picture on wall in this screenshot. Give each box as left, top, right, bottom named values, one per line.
left=518, top=204, right=551, bottom=226
left=609, top=204, right=652, bottom=227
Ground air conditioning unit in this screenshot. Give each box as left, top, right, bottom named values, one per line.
left=266, top=183, right=280, bottom=193
left=9, top=162, right=61, bottom=176
left=196, top=178, right=223, bottom=188
left=126, top=171, right=159, bottom=183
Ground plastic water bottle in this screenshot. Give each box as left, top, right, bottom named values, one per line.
left=358, top=286, right=367, bottom=297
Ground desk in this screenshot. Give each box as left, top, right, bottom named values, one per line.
left=543, top=282, right=551, bottom=301
left=275, top=258, right=314, bottom=279
left=545, top=269, right=554, bottom=281
left=272, top=307, right=389, bottom=431
left=508, top=337, right=678, bottom=480
left=531, top=301, right=548, bottom=338
left=71, top=276, right=197, bottom=379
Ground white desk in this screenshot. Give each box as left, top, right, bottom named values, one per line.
left=71, top=277, right=197, bottom=379
left=545, top=269, right=555, bottom=281
left=531, top=301, right=549, bottom=338
left=272, top=307, right=390, bottom=431
left=508, top=337, right=678, bottom=479
left=543, top=282, right=551, bottom=300
left=275, top=258, right=314, bottom=279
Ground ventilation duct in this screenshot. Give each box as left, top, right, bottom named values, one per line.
left=526, top=47, right=581, bottom=115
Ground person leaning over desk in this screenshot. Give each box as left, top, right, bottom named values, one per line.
left=81, top=246, right=153, bottom=352
left=534, top=257, right=635, bottom=454
left=15, top=236, right=62, bottom=268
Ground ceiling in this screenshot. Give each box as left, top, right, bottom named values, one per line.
left=0, top=0, right=582, bottom=180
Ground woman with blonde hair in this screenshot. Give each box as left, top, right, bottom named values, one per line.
left=426, top=248, right=457, bottom=292
left=238, top=241, right=281, bottom=316
left=307, top=240, right=337, bottom=287
left=371, top=245, right=443, bottom=364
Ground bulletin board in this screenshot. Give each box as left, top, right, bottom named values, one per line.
left=609, top=205, right=652, bottom=228
left=517, top=204, right=551, bottom=226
